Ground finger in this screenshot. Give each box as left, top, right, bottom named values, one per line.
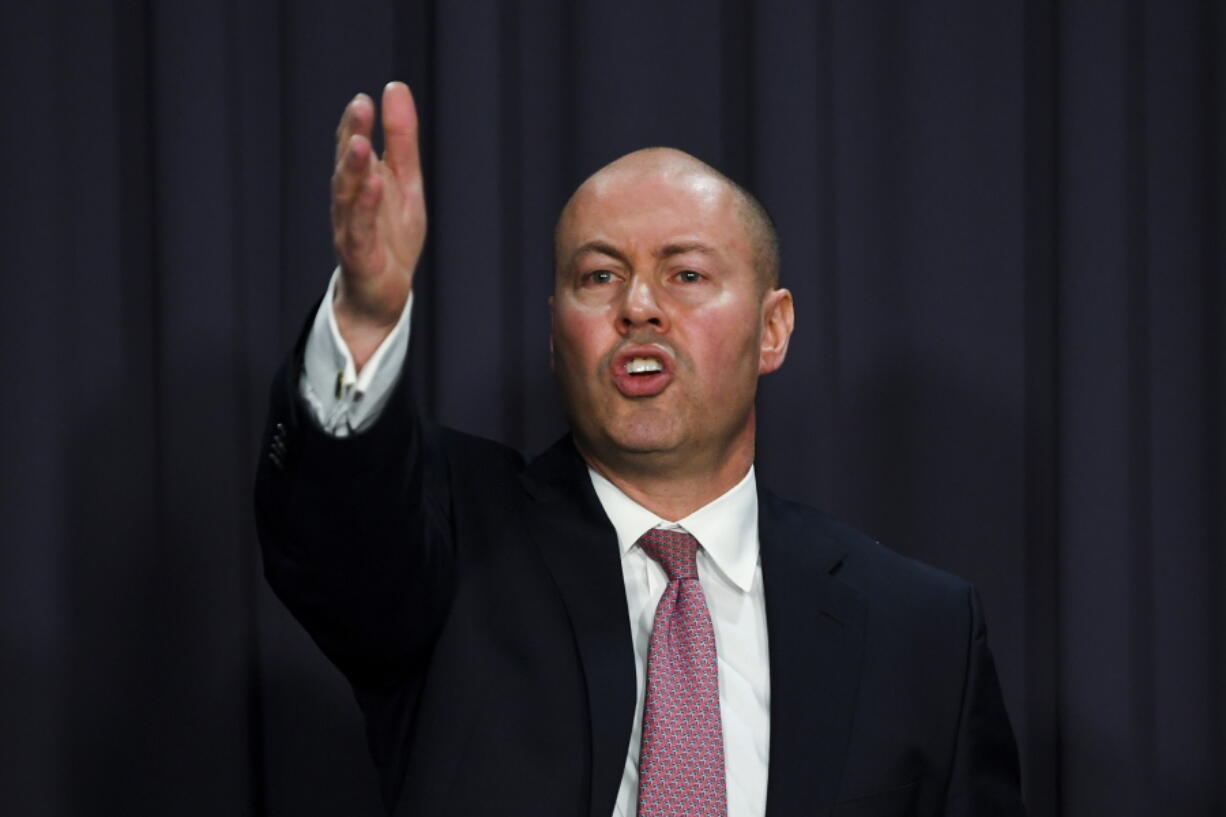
left=335, top=93, right=375, bottom=167
left=380, top=82, right=422, bottom=189
left=341, top=173, right=384, bottom=261
left=332, top=133, right=374, bottom=203
left=331, top=133, right=375, bottom=236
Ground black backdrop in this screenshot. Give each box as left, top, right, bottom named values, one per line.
left=2, top=1, right=1223, bottom=815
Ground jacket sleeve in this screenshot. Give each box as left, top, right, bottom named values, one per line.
left=253, top=314, right=455, bottom=693
left=942, top=586, right=1028, bottom=816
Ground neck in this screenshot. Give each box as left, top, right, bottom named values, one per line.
left=575, top=431, right=755, bottom=522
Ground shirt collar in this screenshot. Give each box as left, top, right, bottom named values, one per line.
left=587, top=465, right=760, bottom=592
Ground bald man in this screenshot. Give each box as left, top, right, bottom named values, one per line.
left=256, top=82, right=1025, bottom=817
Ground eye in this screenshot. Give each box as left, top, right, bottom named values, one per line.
left=586, top=269, right=615, bottom=285
left=676, top=269, right=704, bottom=283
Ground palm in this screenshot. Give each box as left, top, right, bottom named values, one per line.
left=331, top=82, right=426, bottom=332
left=377, top=159, right=426, bottom=283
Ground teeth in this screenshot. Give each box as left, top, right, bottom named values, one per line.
left=625, top=357, right=664, bottom=374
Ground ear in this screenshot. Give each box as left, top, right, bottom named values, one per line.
left=758, top=288, right=794, bottom=375
left=548, top=294, right=556, bottom=372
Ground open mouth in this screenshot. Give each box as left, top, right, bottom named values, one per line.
left=612, top=348, right=673, bottom=397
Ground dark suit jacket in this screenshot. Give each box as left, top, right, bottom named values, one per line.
left=255, top=335, right=1025, bottom=817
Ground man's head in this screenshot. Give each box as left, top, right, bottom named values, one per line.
left=550, top=147, right=794, bottom=482
left=556, top=150, right=781, bottom=291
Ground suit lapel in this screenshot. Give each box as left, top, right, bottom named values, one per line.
left=518, top=437, right=637, bottom=817
left=759, top=490, right=866, bottom=817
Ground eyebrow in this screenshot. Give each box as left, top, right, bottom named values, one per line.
left=570, top=239, right=717, bottom=267
left=658, top=241, right=716, bottom=259
left=571, top=240, right=630, bottom=267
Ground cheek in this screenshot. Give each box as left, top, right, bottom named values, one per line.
left=684, top=306, right=761, bottom=380
left=553, top=305, right=611, bottom=373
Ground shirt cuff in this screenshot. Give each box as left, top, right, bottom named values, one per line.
left=299, top=267, right=413, bottom=437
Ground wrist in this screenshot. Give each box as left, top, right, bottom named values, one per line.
left=333, top=275, right=409, bottom=371
left=335, top=269, right=409, bottom=323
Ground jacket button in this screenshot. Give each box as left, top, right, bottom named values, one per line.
left=269, top=422, right=289, bottom=469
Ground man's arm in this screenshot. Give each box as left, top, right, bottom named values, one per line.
left=256, top=83, right=447, bottom=691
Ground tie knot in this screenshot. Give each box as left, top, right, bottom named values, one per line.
left=637, top=528, right=701, bottom=581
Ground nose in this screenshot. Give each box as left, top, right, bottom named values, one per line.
left=618, top=276, right=667, bottom=334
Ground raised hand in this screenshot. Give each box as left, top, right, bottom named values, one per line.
left=330, top=81, right=427, bottom=369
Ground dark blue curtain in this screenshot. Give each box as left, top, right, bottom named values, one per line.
left=2, top=1, right=1222, bottom=815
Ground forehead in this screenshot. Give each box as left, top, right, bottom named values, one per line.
left=559, top=166, right=748, bottom=257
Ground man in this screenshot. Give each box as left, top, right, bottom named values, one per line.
left=256, top=82, right=1025, bottom=817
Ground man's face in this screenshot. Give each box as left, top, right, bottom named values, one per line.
left=551, top=156, right=792, bottom=474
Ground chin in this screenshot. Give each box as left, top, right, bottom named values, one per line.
left=601, top=413, right=686, bottom=457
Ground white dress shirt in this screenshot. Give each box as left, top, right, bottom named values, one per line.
left=300, top=273, right=772, bottom=816
left=591, top=468, right=771, bottom=817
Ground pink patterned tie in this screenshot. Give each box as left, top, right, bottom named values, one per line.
left=636, top=528, right=727, bottom=817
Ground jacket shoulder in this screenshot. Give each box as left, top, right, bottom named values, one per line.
left=434, top=423, right=527, bottom=473
left=764, top=492, right=973, bottom=611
